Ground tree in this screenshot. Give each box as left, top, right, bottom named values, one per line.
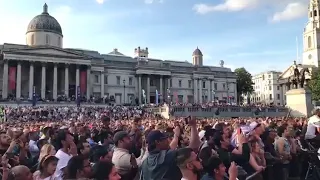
left=308, top=69, right=320, bottom=101
left=234, top=67, right=254, bottom=103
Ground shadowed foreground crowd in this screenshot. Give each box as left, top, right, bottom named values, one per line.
left=0, top=105, right=318, bottom=180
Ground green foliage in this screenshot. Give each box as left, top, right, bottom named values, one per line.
left=308, top=69, right=320, bottom=100
left=234, top=67, right=254, bottom=102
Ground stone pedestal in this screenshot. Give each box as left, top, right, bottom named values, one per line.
left=286, top=88, right=313, bottom=117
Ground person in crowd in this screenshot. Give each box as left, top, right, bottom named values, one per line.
left=140, top=117, right=201, bottom=180
left=77, top=140, right=91, bottom=156
left=7, top=165, right=33, bottom=180
left=33, top=155, right=59, bottom=180
left=91, top=145, right=113, bottom=165
left=274, top=125, right=292, bottom=180
left=54, top=130, right=77, bottom=180
left=201, top=157, right=238, bottom=180
left=28, top=131, right=40, bottom=159
left=176, top=147, right=203, bottom=180
left=64, top=155, right=92, bottom=180
left=92, top=161, right=121, bottom=180
left=111, top=131, right=138, bottom=180
left=305, top=108, right=320, bottom=147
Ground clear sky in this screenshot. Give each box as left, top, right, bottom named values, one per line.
left=0, top=0, right=310, bottom=75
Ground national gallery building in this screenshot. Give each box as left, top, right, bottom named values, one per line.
left=0, top=4, right=237, bottom=104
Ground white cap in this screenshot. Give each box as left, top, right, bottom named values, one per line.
left=199, top=130, right=206, bottom=140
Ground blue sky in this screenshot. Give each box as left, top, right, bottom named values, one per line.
left=0, top=0, right=310, bottom=74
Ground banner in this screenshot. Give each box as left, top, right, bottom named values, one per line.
left=80, top=71, right=87, bottom=95
left=9, top=67, right=16, bottom=90
left=155, top=90, right=158, bottom=105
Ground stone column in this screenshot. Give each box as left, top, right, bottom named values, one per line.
left=208, top=80, right=211, bottom=102
left=53, top=64, right=58, bottom=100
left=193, top=78, right=197, bottom=103
left=2, top=61, right=8, bottom=99
left=41, top=64, right=46, bottom=99
left=138, top=75, right=142, bottom=104
left=100, top=71, right=104, bottom=97
left=159, top=76, right=163, bottom=103
left=64, top=64, right=69, bottom=98
left=135, top=76, right=138, bottom=101
left=147, top=76, right=150, bottom=103
left=76, top=65, right=80, bottom=95
left=28, top=63, right=34, bottom=99
left=199, top=79, right=203, bottom=103
left=16, top=62, right=21, bottom=99
left=86, top=66, right=91, bottom=98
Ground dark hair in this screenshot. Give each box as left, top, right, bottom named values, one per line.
left=65, top=155, right=87, bottom=179
left=203, top=157, right=223, bottom=177
left=277, top=125, right=287, bottom=137
left=213, top=132, right=223, bottom=147
left=176, top=148, right=193, bottom=168
left=92, top=161, right=114, bottom=180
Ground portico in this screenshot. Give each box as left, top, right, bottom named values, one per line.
left=1, top=49, right=91, bottom=100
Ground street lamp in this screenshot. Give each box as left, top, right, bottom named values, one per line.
left=123, top=79, right=126, bottom=104
left=167, top=88, right=171, bottom=103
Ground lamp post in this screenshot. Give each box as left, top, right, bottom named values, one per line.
left=123, top=79, right=126, bottom=104
left=167, top=88, right=171, bottom=103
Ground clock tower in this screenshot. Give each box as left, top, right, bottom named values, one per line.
left=303, top=0, right=320, bottom=66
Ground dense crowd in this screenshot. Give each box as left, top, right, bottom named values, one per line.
left=0, top=104, right=318, bottom=180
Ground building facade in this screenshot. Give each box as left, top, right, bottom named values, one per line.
left=0, top=4, right=237, bottom=104
left=249, top=71, right=285, bottom=105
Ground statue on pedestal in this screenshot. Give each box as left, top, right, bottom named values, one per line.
left=290, top=62, right=310, bottom=89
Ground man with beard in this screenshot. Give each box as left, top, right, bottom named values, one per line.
left=112, top=131, right=138, bottom=180
left=177, top=147, right=203, bottom=180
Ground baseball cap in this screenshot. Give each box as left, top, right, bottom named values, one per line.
left=146, top=130, right=168, bottom=144
left=113, top=131, right=129, bottom=144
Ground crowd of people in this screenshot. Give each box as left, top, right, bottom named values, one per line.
left=0, top=104, right=318, bottom=180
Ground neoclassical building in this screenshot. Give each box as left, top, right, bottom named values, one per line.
left=0, top=4, right=237, bottom=104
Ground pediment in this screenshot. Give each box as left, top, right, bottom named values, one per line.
left=279, top=65, right=295, bottom=80
left=4, top=47, right=90, bottom=59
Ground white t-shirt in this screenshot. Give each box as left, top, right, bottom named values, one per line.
left=305, top=115, right=320, bottom=139
left=54, top=149, right=72, bottom=180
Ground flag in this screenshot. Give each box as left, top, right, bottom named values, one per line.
left=32, top=86, right=36, bottom=107
left=156, top=90, right=159, bottom=105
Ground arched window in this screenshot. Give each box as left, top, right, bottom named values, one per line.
left=310, top=11, right=313, bottom=17
left=315, top=10, right=318, bottom=16
left=31, top=34, right=34, bottom=45
left=46, top=34, right=49, bottom=45
left=308, top=36, right=312, bottom=48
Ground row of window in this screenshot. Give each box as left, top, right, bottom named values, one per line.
left=254, top=85, right=280, bottom=91
left=173, top=79, right=227, bottom=90
left=93, top=75, right=134, bottom=86
left=252, top=94, right=281, bottom=101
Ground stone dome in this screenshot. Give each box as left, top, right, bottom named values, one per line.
left=26, top=4, right=63, bottom=36
left=192, top=47, right=203, bottom=56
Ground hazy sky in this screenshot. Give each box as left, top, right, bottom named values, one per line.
left=0, top=0, right=310, bottom=75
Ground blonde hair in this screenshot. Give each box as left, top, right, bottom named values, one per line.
left=39, top=144, right=56, bottom=162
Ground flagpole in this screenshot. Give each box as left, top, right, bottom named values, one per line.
left=296, top=36, right=299, bottom=63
